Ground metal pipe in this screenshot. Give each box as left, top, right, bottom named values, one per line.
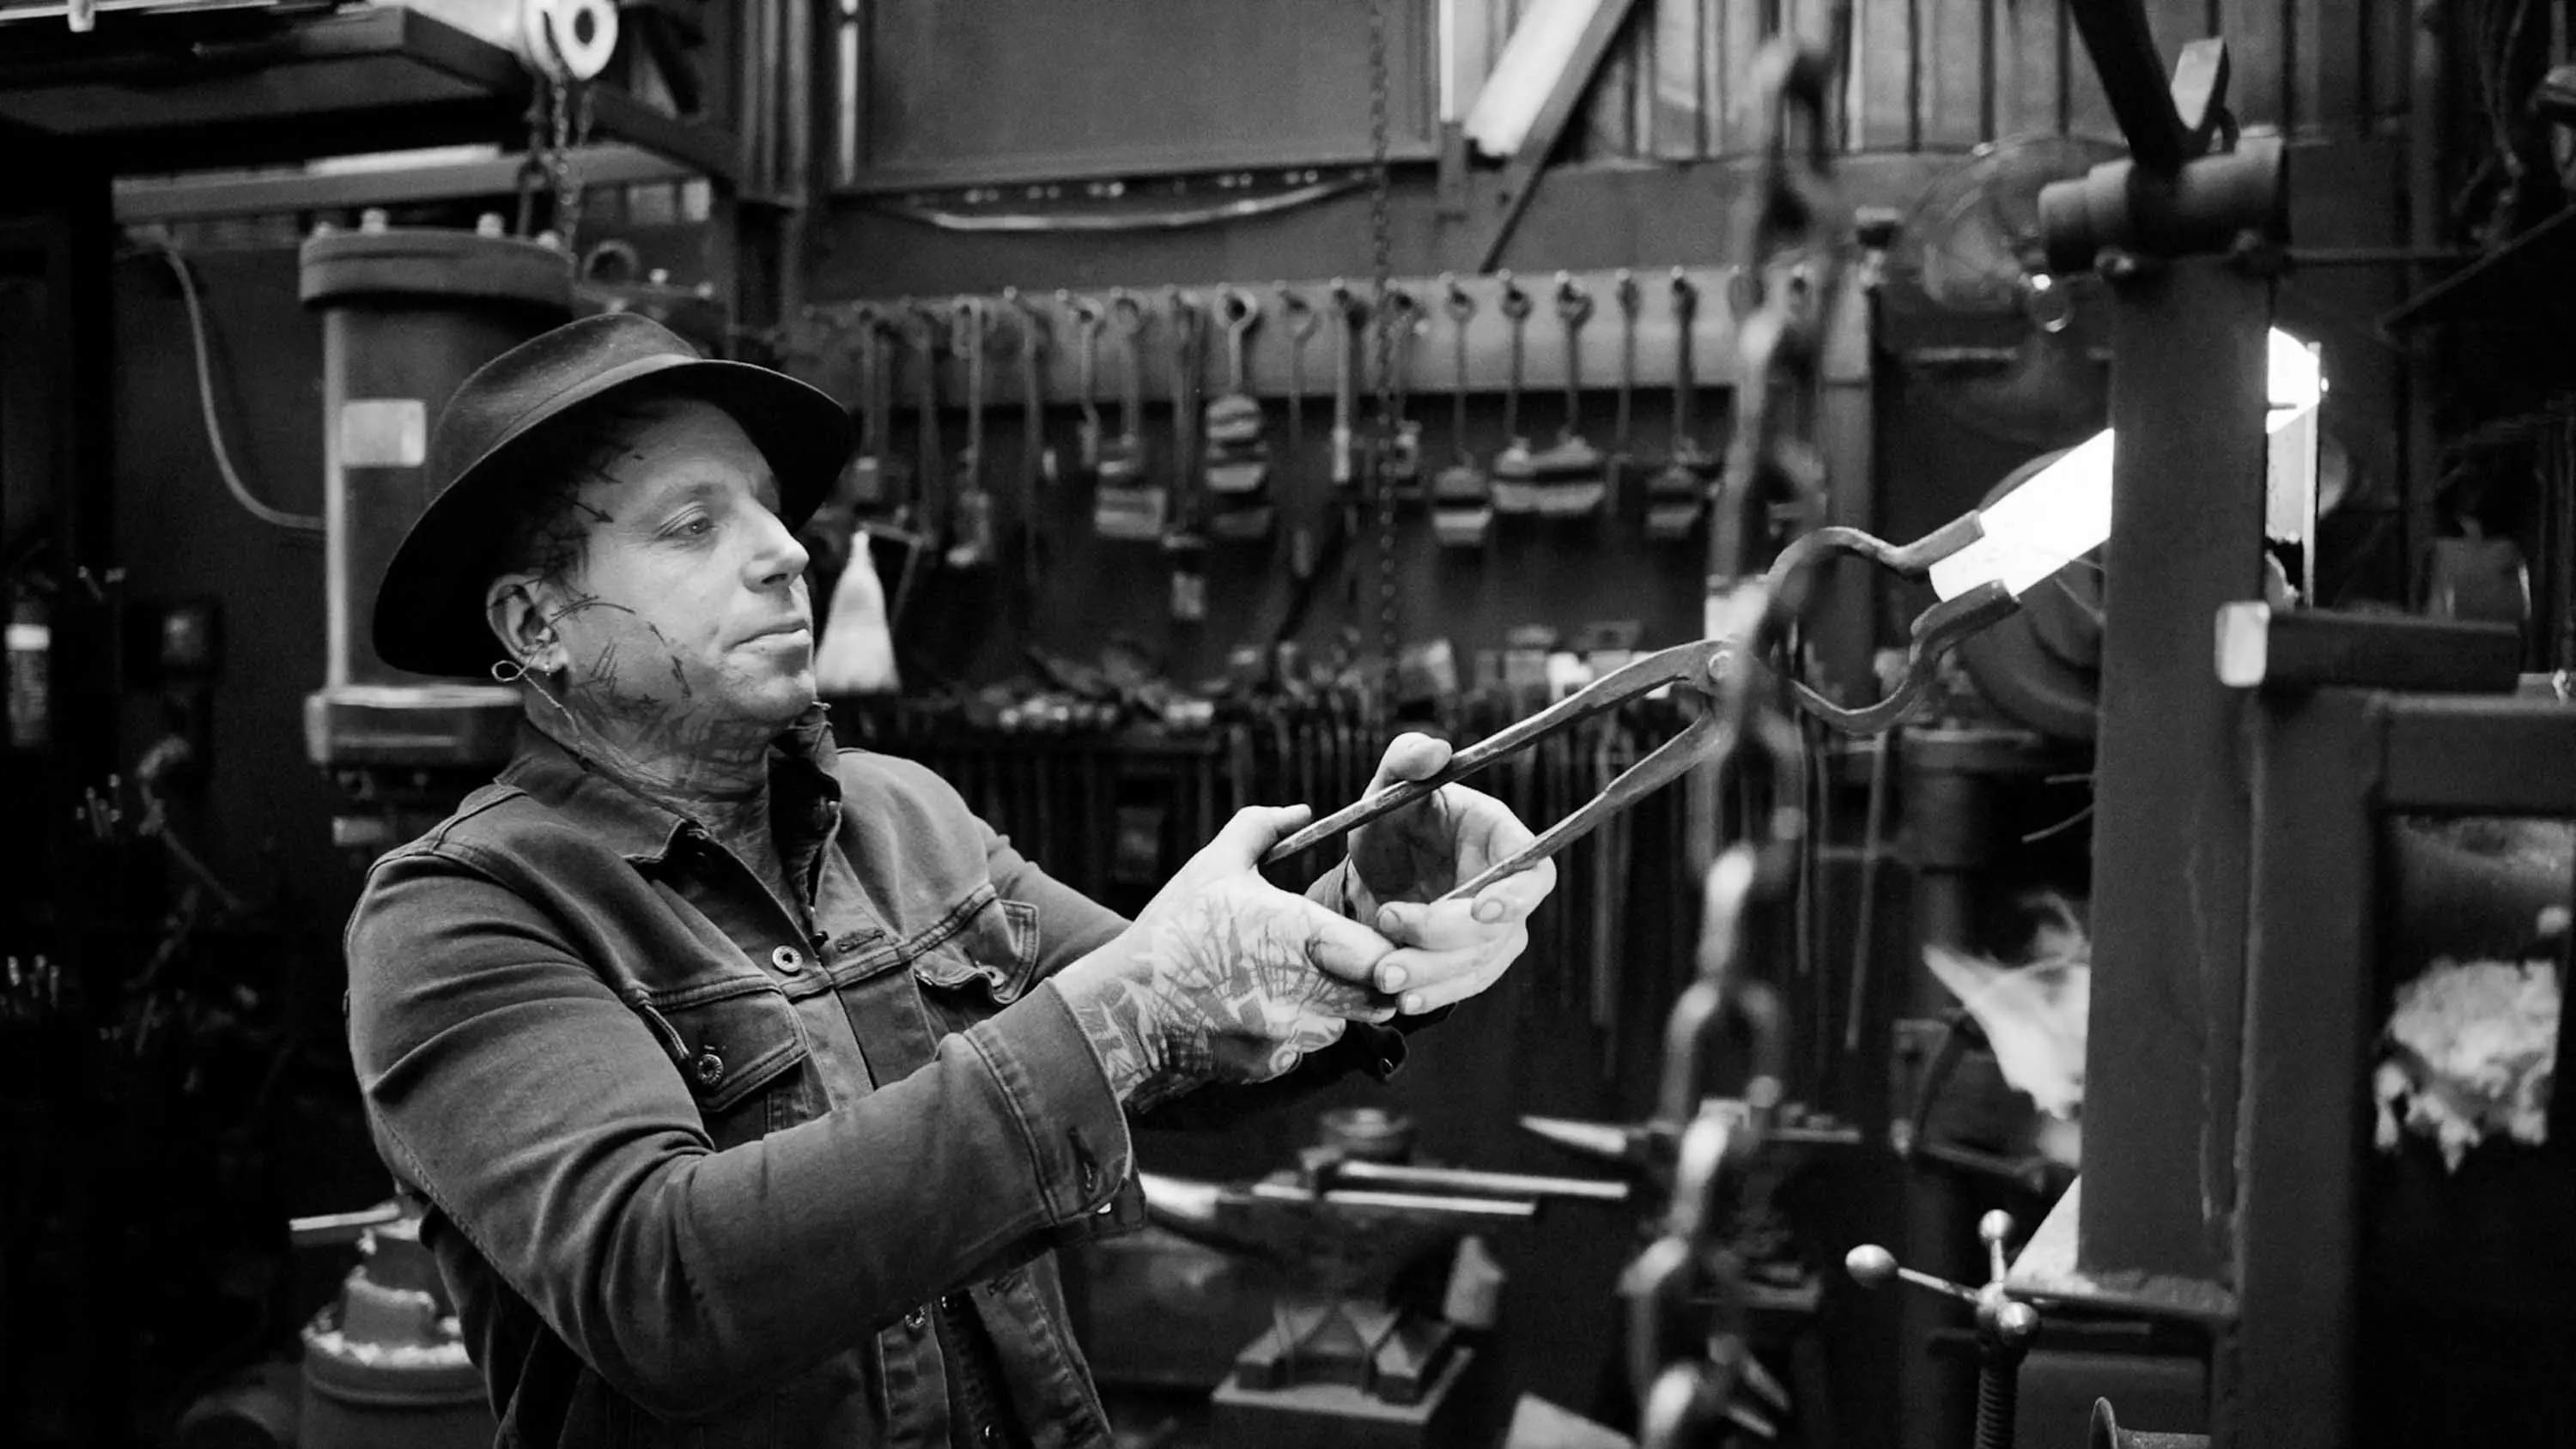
left=1332, top=1158, right=1631, bottom=1202
left=2405, top=0, right=2446, bottom=604
left=1246, top=1181, right=1540, bottom=1219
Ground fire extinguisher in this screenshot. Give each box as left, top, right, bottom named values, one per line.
left=6, top=588, right=49, bottom=751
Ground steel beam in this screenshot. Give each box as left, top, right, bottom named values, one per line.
left=2227, top=688, right=2379, bottom=1449
left=2079, top=256, right=2273, bottom=1284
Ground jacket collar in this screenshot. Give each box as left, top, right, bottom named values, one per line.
left=496, top=703, right=844, bottom=864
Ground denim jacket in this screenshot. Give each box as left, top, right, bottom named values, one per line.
left=343, top=710, right=1418, bottom=1448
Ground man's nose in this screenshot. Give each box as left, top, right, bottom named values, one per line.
left=747, top=506, right=811, bottom=587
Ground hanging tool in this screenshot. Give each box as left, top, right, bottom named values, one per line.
left=1519, top=272, right=1607, bottom=517
left=1489, top=272, right=1539, bottom=514
left=839, top=303, right=890, bottom=510
left=1163, top=289, right=1212, bottom=622
left=853, top=306, right=935, bottom=633
left=1205, top=287, right=1275, bottom=542
left=1644, top=270, right=1719, bottom=542
left=1611, top=270, right=1641, bottom=516
left=1331, top=281, right=1368, bottom=599
left=1378, top=288, right=1425, bottom=507
left=1431, top=275, right=1493, bottom=549
left=1005, top=287, right=1051, bottom=592
left=899, top=301, right=949, bottom=548
left=1062, top=288, right=1106, bottom=472
left=1094, top=289, right=1164, bottom=541
left=1280, top=285, right=1326, bottom=580
left=945, top=296, right=996, bottom=571
left=1329, top=277, right=1361, bottom=496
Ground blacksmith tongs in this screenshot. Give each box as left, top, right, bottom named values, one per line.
left=1261, top=431, right=2111, bottom=894
left=1261, top=637, right=1746, bottom=902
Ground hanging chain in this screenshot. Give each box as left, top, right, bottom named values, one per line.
left=1364, top=0, right=1400, bottom=694
left=1625, top=6, right=1856, bottom=1448
left=514, top=64, right=594, bottom=252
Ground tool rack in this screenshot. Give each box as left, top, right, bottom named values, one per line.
left=786, top=263, right=1873, bottom=409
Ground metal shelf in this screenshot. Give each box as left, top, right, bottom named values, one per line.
left=0, top=4, right=735, bottom=181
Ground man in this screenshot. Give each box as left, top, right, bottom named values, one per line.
left=344, top=313, right=1557, bottom=1448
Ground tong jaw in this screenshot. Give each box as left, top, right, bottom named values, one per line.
left=1764, top=522, right=2023, bottom=736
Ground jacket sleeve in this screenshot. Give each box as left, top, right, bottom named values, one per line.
left=979, top=819, right=1130, bottom=976
left=344, top=842, right=1130, bottom=1422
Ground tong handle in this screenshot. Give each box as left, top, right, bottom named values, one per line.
left=1262, top=641, right=1727, bottom=876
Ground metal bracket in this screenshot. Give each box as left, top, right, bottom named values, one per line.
left=1467, top=0, right=1647, bottom=272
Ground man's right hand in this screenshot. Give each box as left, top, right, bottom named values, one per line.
left=1053, top=805, right=1400, bottom=1110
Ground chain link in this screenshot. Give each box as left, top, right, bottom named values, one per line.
left=1364, top=0, right=1400, bottom=694
left=514, top=73, right=593, bottom=252
left=1627, top=6, right=1856, bottom=1447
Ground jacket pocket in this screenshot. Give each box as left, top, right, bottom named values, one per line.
left=906, top=888, right=1043, bottom=1006
left=622, top=979, right=810, bottom=1142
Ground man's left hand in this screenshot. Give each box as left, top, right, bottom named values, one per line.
left=1336, top=732, right=1557, bottom=1016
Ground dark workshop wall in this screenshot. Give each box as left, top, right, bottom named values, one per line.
left=106, top=246, right=383, bottom=1212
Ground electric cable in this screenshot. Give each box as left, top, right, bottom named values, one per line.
left=155, top=241, right=326, bottom=535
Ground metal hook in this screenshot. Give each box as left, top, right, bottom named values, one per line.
left=1442, top=270, right=1475, bottom=323
left=1279, top=283, right=1321, bottom=340
left=1553, top=270, right=1593, bottom=325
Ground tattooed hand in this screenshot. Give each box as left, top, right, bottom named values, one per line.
left=1322, top=731, right=1556, bottom=1016
left=1054, top=806, right=1400, bottom=1110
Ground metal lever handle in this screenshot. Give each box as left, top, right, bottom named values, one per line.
left=1848, top=1211, right=2041, bottom=1449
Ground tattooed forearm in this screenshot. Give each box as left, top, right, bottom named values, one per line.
left=1060, top=892, right=1379, bottom=1108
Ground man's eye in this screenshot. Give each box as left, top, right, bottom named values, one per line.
left=665, top=514, right=715, bottom=539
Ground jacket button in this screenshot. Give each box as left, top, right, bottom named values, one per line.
left=692, top=1051, right=725, bottom=1087
left=770, top=945, right=805, bottom=973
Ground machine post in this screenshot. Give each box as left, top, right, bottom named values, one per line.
left=2078, top=257, right=2274, bottom=1285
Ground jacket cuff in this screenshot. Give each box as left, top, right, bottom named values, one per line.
left=965, top=983, right=1134, bottom=1224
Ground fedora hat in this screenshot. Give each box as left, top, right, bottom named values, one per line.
left=374, top=312, right=853, bottom=679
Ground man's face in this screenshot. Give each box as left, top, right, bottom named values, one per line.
left=510, top=396, right=817, bottom=733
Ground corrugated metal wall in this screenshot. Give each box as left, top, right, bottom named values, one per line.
left=1454, top=0, right=2420, bottom=163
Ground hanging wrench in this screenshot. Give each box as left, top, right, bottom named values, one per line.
left=1005, top=287, right=1051, bottom=589
left=1164, top=288, right=1211, bottom=621
left=1093, top=289, right=1166, bottom=541
left=1613, top=269, right=1641, bottom=514
left=899, top=300, right=946, bottom=543
left=1645, top=270, right=1720, bottom=542
left=1206, top=287, right=1275, bottom=541
left=1431, top=274, right=1492, bottom=549
left=1330, top=280, right=1366, bottom=597
left=1280, top=284, right=1325, bottom=579
left=1528, top=271, right=1606, bottom=518
left=946, top=296, right=995, bottom=570
left=1060, top=288, right=1106, bottom=471
left=1380, top=287, right=1425, bottom=505
left=1491, top=272, right=1538, bottom=515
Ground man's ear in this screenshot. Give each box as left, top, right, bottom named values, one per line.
left=483, top=573, right=562, bottom=674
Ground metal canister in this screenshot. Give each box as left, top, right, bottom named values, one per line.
left=299, top=212, right=571, bottom=770
left=298, top=1209, right=495, bottom=1449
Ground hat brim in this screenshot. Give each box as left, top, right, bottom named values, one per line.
left=374, top=356, right=853, bottom=680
